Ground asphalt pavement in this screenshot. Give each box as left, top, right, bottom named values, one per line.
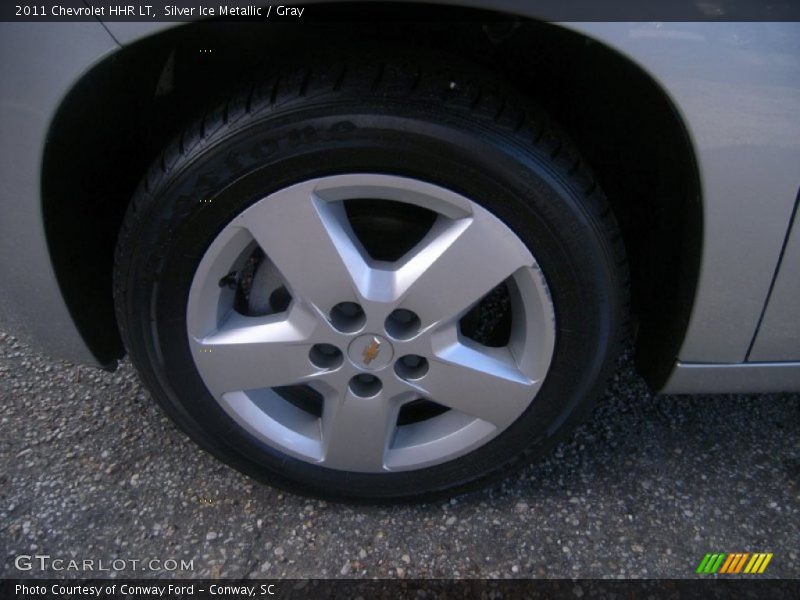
left=1, top=329, right=798, bottom=579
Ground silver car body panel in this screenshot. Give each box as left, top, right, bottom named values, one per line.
left=0, top=23, right=118, bottom=365
left=1, top=8, right=799, bottom=392
left=570, top=22, right=800, bottom=367
left=749, top=201, right=800, bottom=361
left=667, top=362, right=800, bottom=394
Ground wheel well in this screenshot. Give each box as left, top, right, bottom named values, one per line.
left=42, top=5, right=701, bottom=387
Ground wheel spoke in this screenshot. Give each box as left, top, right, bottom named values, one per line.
left=394, top=212, right=533, bottom=330
left=418, top=337, right=537, bottom=428
left=320, top=389, right=398, bottom=471
left=236, top=181, right=371, bottom=313
left=189, top=306, right=319, bottom=397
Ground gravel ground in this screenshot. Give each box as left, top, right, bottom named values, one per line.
left=1, top=329, right=798, bottom=580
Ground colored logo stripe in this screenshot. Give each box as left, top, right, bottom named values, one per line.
left=696, top=553, right=726, bottom=574
left=734, top=553, right=749, bottom=573
left=699, top=552, right=773, bottom=574
left=721, top=553, right=744, bottom=573
left=696, top=554, right=712, bottom=573
left=719, top=553, right=736, bottom=573
left=745, top=553, right=773, bottom=574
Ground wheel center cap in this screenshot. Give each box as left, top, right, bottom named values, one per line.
left=348, top=333, right=393, bottom=371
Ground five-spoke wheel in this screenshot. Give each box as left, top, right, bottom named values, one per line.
left=187, top=175, right=556, bottom=472
left=114, top=56, right=626, bottom=499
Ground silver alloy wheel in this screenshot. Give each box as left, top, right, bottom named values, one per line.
left=186, top=174, right=556, bottom=473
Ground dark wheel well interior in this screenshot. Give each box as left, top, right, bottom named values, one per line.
left=42, top=4, right=701, bottom=388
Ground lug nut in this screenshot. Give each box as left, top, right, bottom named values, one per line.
left=395, top=355, right=429, bottom=380
left=329, top=302, right=366, bottom=333
left=385, top=308, right=421, bottom=340
left=349, top=373, right=383, bottom=398
left=309, top=344, right=343, bottom=370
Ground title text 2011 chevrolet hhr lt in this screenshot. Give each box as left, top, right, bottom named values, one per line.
left=1, top=9, right=799, bottom=499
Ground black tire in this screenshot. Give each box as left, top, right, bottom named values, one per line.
left=113, top=55, right=628, bottom=501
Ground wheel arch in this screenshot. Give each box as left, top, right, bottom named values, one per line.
left=41, top=5, right=702, bottom=388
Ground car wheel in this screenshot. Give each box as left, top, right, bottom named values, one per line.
left=113, top=56, right=628, bottom=500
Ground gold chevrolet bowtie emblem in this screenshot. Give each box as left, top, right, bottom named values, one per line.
left=362, top=337, right=382, bottom=365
